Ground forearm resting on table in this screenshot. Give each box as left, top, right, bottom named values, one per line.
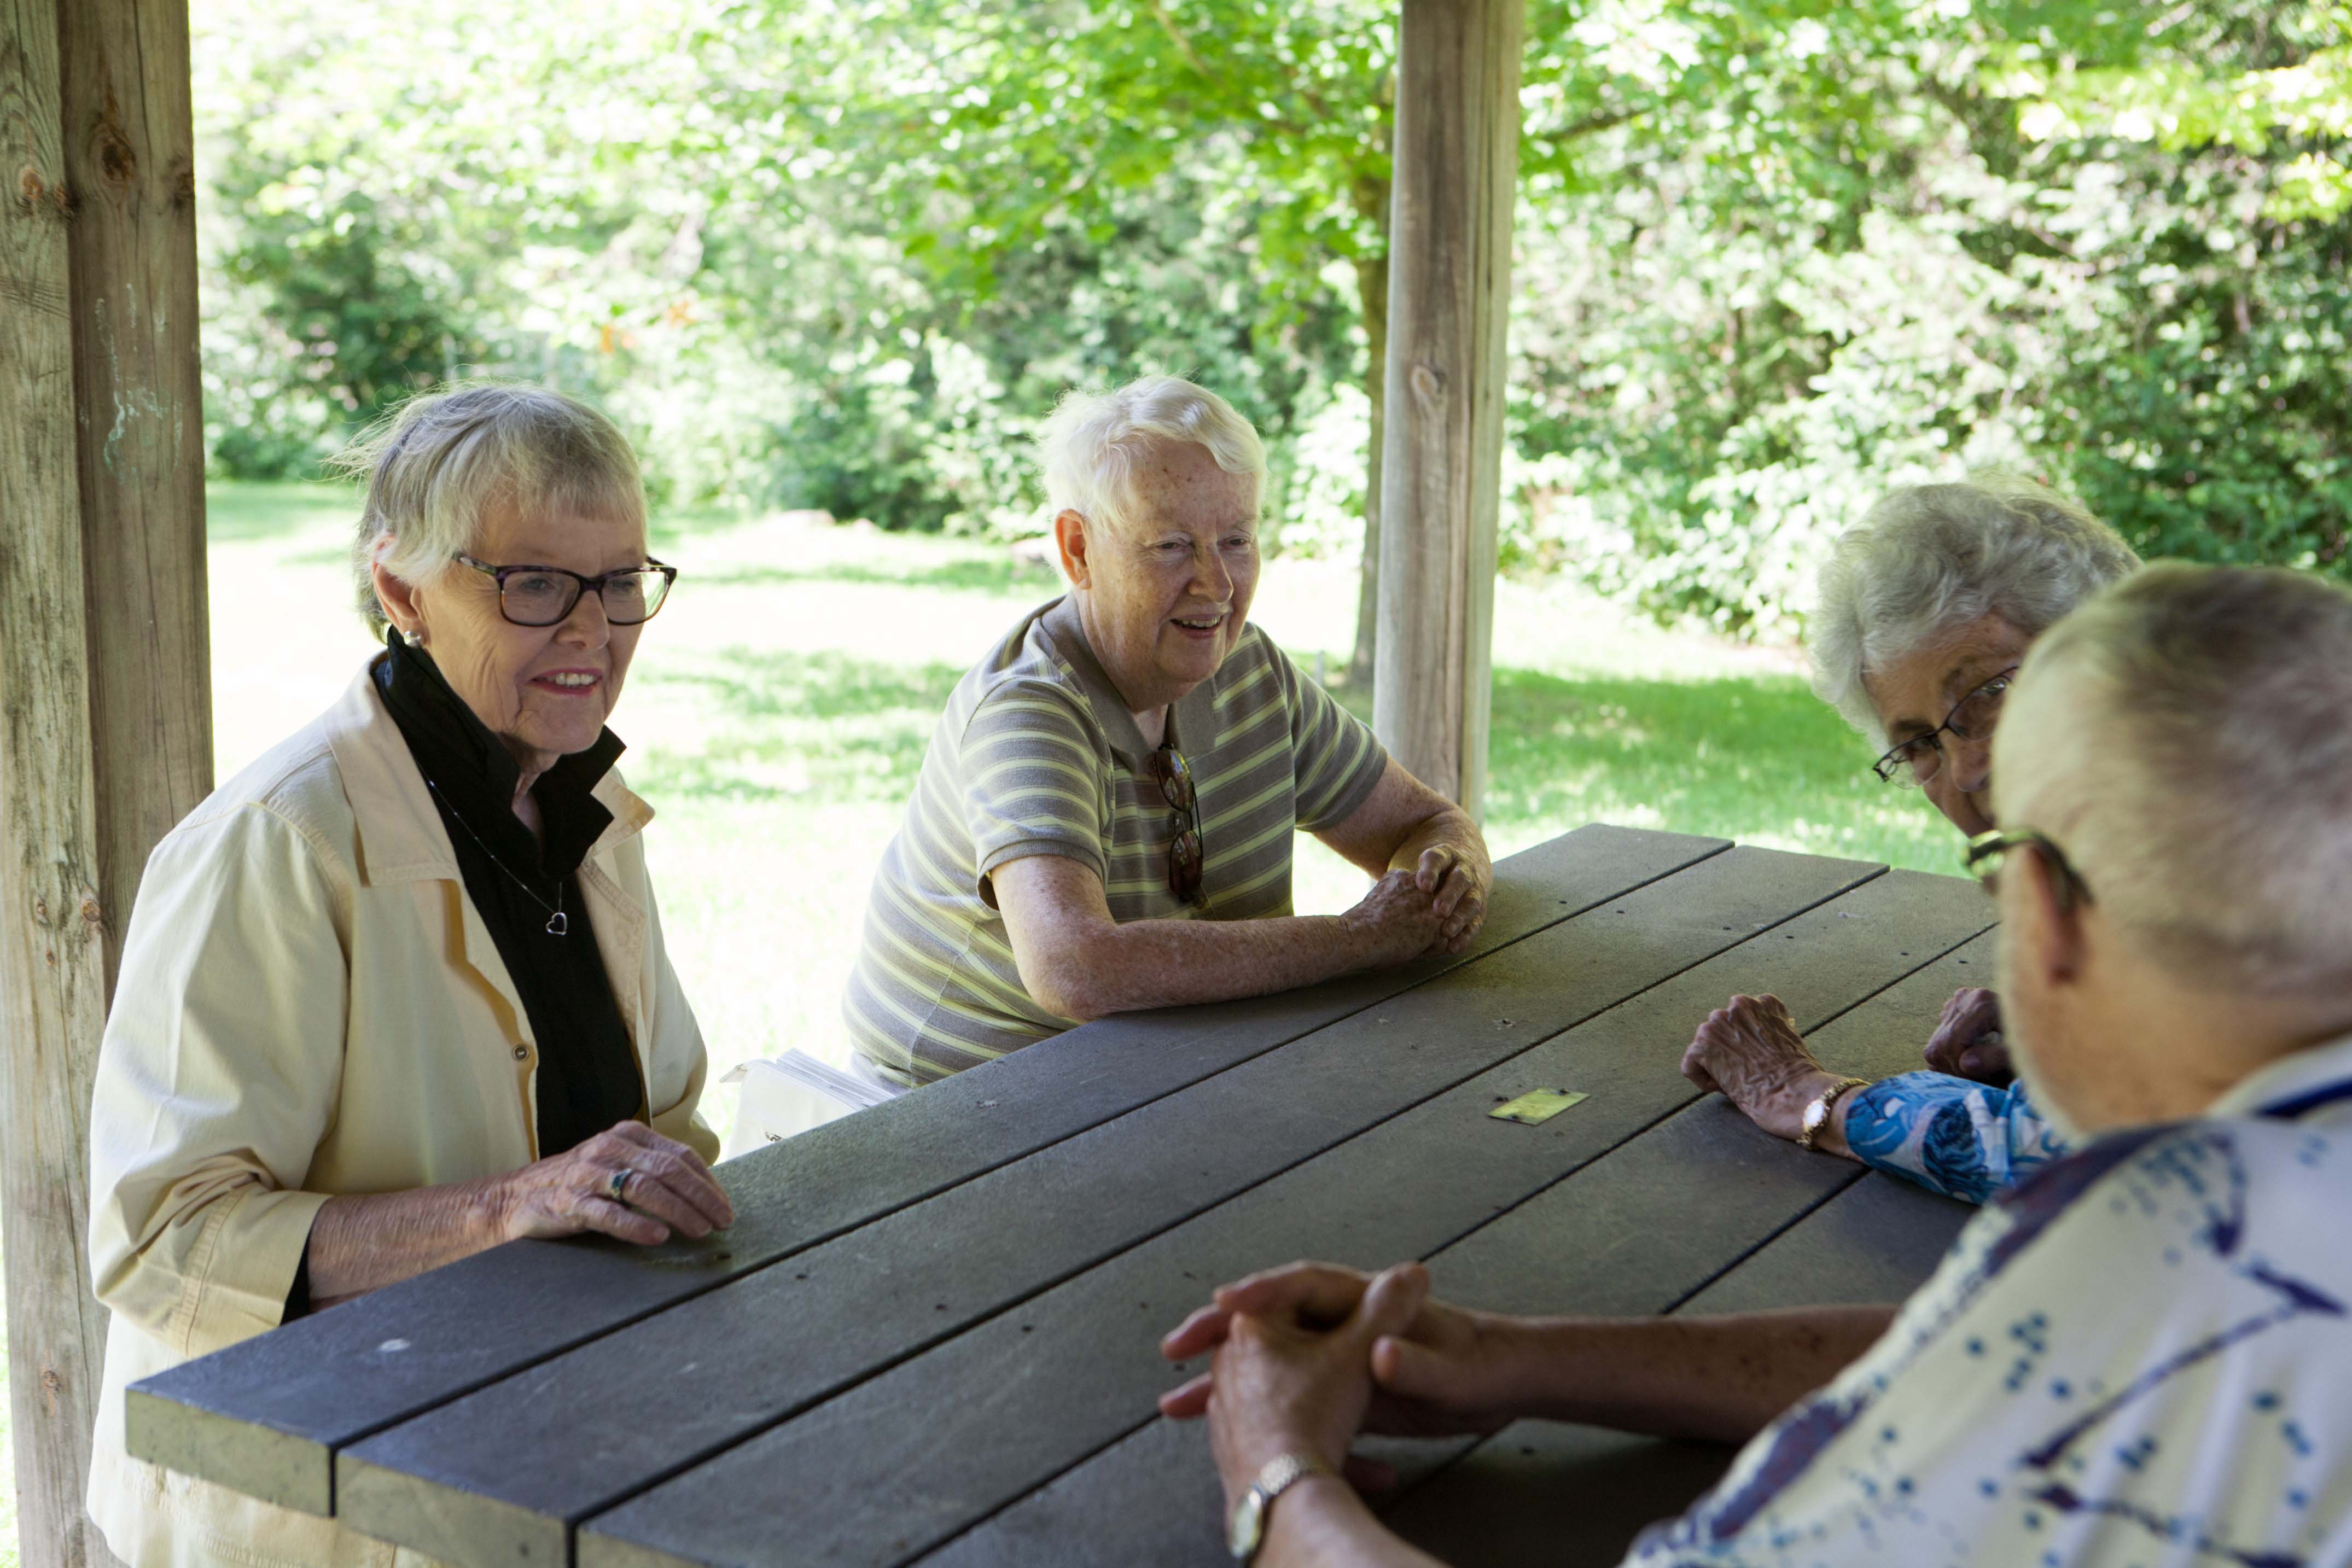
left=1023, top=900, right=1376, bottom=1020
left=1499, top=1306, right=1897, bottom=1444
left=304, top=1180, right=509, bottom=1303
left=1244, top=1309, right=1893, bottom=1568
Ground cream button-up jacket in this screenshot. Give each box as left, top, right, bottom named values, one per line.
left=86, top=662, right=718, bottom=1568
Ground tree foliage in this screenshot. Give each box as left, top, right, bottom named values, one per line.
left=193, top=0, right=2352, bottom=633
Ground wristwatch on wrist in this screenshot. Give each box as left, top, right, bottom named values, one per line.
left=1228, top=1451, right=1333, bottom=1564
left=1797, top=1076, right=1871, bottom=1151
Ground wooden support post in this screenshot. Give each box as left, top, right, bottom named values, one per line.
left=1372, top=0, right=1522, bottom=814
left=1, top=0, right=212, bottom=1563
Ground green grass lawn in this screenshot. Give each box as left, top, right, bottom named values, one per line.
left=0, top=483, right=1958, bottom=1568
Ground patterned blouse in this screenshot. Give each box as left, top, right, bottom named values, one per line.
left=1843, top=1070, right=2067, bottom=1205
left=1624, top=1034, right=2352, bottom=1568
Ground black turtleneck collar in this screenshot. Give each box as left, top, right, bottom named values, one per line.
left=365, top=625, right=649, bottom=1173
left=372, top=627, right=626, bottom=883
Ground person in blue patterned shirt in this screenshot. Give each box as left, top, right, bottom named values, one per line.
left=1163, top=563, right=2352, bottom=1568
left=1680, top=473, right=2139, bottom=1203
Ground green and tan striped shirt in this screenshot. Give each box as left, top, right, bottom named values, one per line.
left=844, top=595, right=1389, bottom=1085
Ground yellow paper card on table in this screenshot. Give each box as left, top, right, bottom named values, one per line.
left=1488, top=1088, right=1588, bottom=1126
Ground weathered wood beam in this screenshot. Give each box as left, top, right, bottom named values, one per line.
left=1, top=0, right=210, bottom=1562
left=1372, top=0, right=1523, bottom=813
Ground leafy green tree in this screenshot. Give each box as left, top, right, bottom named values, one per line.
left=731, top=0, right=1399, bottom=671
left=1505, top=0, right=2352, bottom=630
left=192, top=0, right=2352, bottom=639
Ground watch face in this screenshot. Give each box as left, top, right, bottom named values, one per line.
left=1228, top=1488, right=1266, bottom=1559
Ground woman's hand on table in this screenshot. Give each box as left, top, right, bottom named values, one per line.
left=1920, top=987, right=2011, bottom=1083
left=1342, top=871, right=1451, bottom=965
left=1160, top=1262, right=1523, bottom=1460
left=494, top=1121, right=733, bottom=1246
left=1411, top=846, right=1489, bottom=953
left=1681, top=993, right=1849, bottom=1146
left=306, top=1122, right=735, bottom=1302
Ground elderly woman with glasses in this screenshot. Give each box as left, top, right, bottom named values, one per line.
left=842, top=376, right=1491, bottom=1089
left=1678, top=473, right=2140, bottom=1203
left=85, top=384, right=730, bottom=1568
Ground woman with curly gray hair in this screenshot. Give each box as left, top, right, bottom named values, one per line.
left=1680, top=473, right=2140, bottom=1204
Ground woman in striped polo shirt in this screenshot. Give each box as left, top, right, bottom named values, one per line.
left=843, top=376, right=1492, bottom=1088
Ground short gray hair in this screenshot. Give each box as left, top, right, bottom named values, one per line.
left=1038, top=375, right=1266, bottom=537
left=2002, top=563, right=2352, bottom=998
left=1807, top=471, right=2140, bottom=735
left=333, top=383, right=647, bottom=635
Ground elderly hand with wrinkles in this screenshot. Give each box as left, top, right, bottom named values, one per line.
left=494, top=1122, right=733, bottom=1246
left=1160, top=1262, right=1518, bottom=1505
left=1406, top=844, right=1488, bottom=954
left=1922, top=986, right=2012, bottom=1083
left=1680, top=993, right=1855, bottom=1151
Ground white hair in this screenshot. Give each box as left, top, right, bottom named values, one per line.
left=1807, top=471, right=2141, bottom=736
left=333, top=382, right=647, bottom=635
left=1037, top=375, right=1266, bottom=537
left=2001, top=563, right=2352, bottom=998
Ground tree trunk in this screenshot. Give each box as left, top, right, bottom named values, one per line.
left=0, top=1, right=211, bottom=1565
left=1346, top=183, right=1391, bottom=690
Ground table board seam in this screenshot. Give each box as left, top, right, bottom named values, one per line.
left=1655, top=1168, right=1873, bottom=1315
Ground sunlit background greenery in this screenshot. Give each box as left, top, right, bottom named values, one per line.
left=10, top=2, right=2352, bottom=1558
left=194, top=0, right=2352, bottom=641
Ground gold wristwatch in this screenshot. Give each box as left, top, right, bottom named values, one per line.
left=1228, top=1452, right=1333, bottom=1564
left=1797, top=1076, right=1871, bottom=1151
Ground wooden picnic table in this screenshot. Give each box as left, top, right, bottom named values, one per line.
left=128, top=825, right=1991, bottom=1568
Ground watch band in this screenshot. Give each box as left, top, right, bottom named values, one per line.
left=1797, top=1076, right=1871, bottom=1151
left=1227, top=1451, right=1333, bottom=1564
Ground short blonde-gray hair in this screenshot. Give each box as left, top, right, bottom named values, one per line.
left=2001, top=562, right=2352, bottom=998
left=1808, top=471, right=2140, bottom=736
left=1038, top=375, right=1266, bottom=537
left=333, top=383, right=647, bottom=635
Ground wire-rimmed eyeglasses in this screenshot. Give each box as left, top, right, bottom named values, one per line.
left=455, top=553, right=677, bottom=627
left=1873, top=666, right=2019, bottom=786
left=1963, top=827, right=2093, bottom=910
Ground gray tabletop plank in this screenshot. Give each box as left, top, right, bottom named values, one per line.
left=336, top=846, right=1876, bottom=1568
left=577, top=869, right=1991, bottom=1568
left=129, top=823, right=1724, bottom=1515
left=918, top=936, right=1993, bottom=1568
left=1678, top=1168, right=1976, bottom=1316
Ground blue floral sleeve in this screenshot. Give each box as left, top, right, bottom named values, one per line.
left=1841, top=1070, right=2066, bottom=1204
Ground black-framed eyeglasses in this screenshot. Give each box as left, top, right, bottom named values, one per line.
left=1963, top=827, right=2093, bottom=910
left=455, top=553, right=678, bottom=627
left=1873, top=666, right=2019, bottom=786
left=1148, top=743, right=1206, bottom=908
